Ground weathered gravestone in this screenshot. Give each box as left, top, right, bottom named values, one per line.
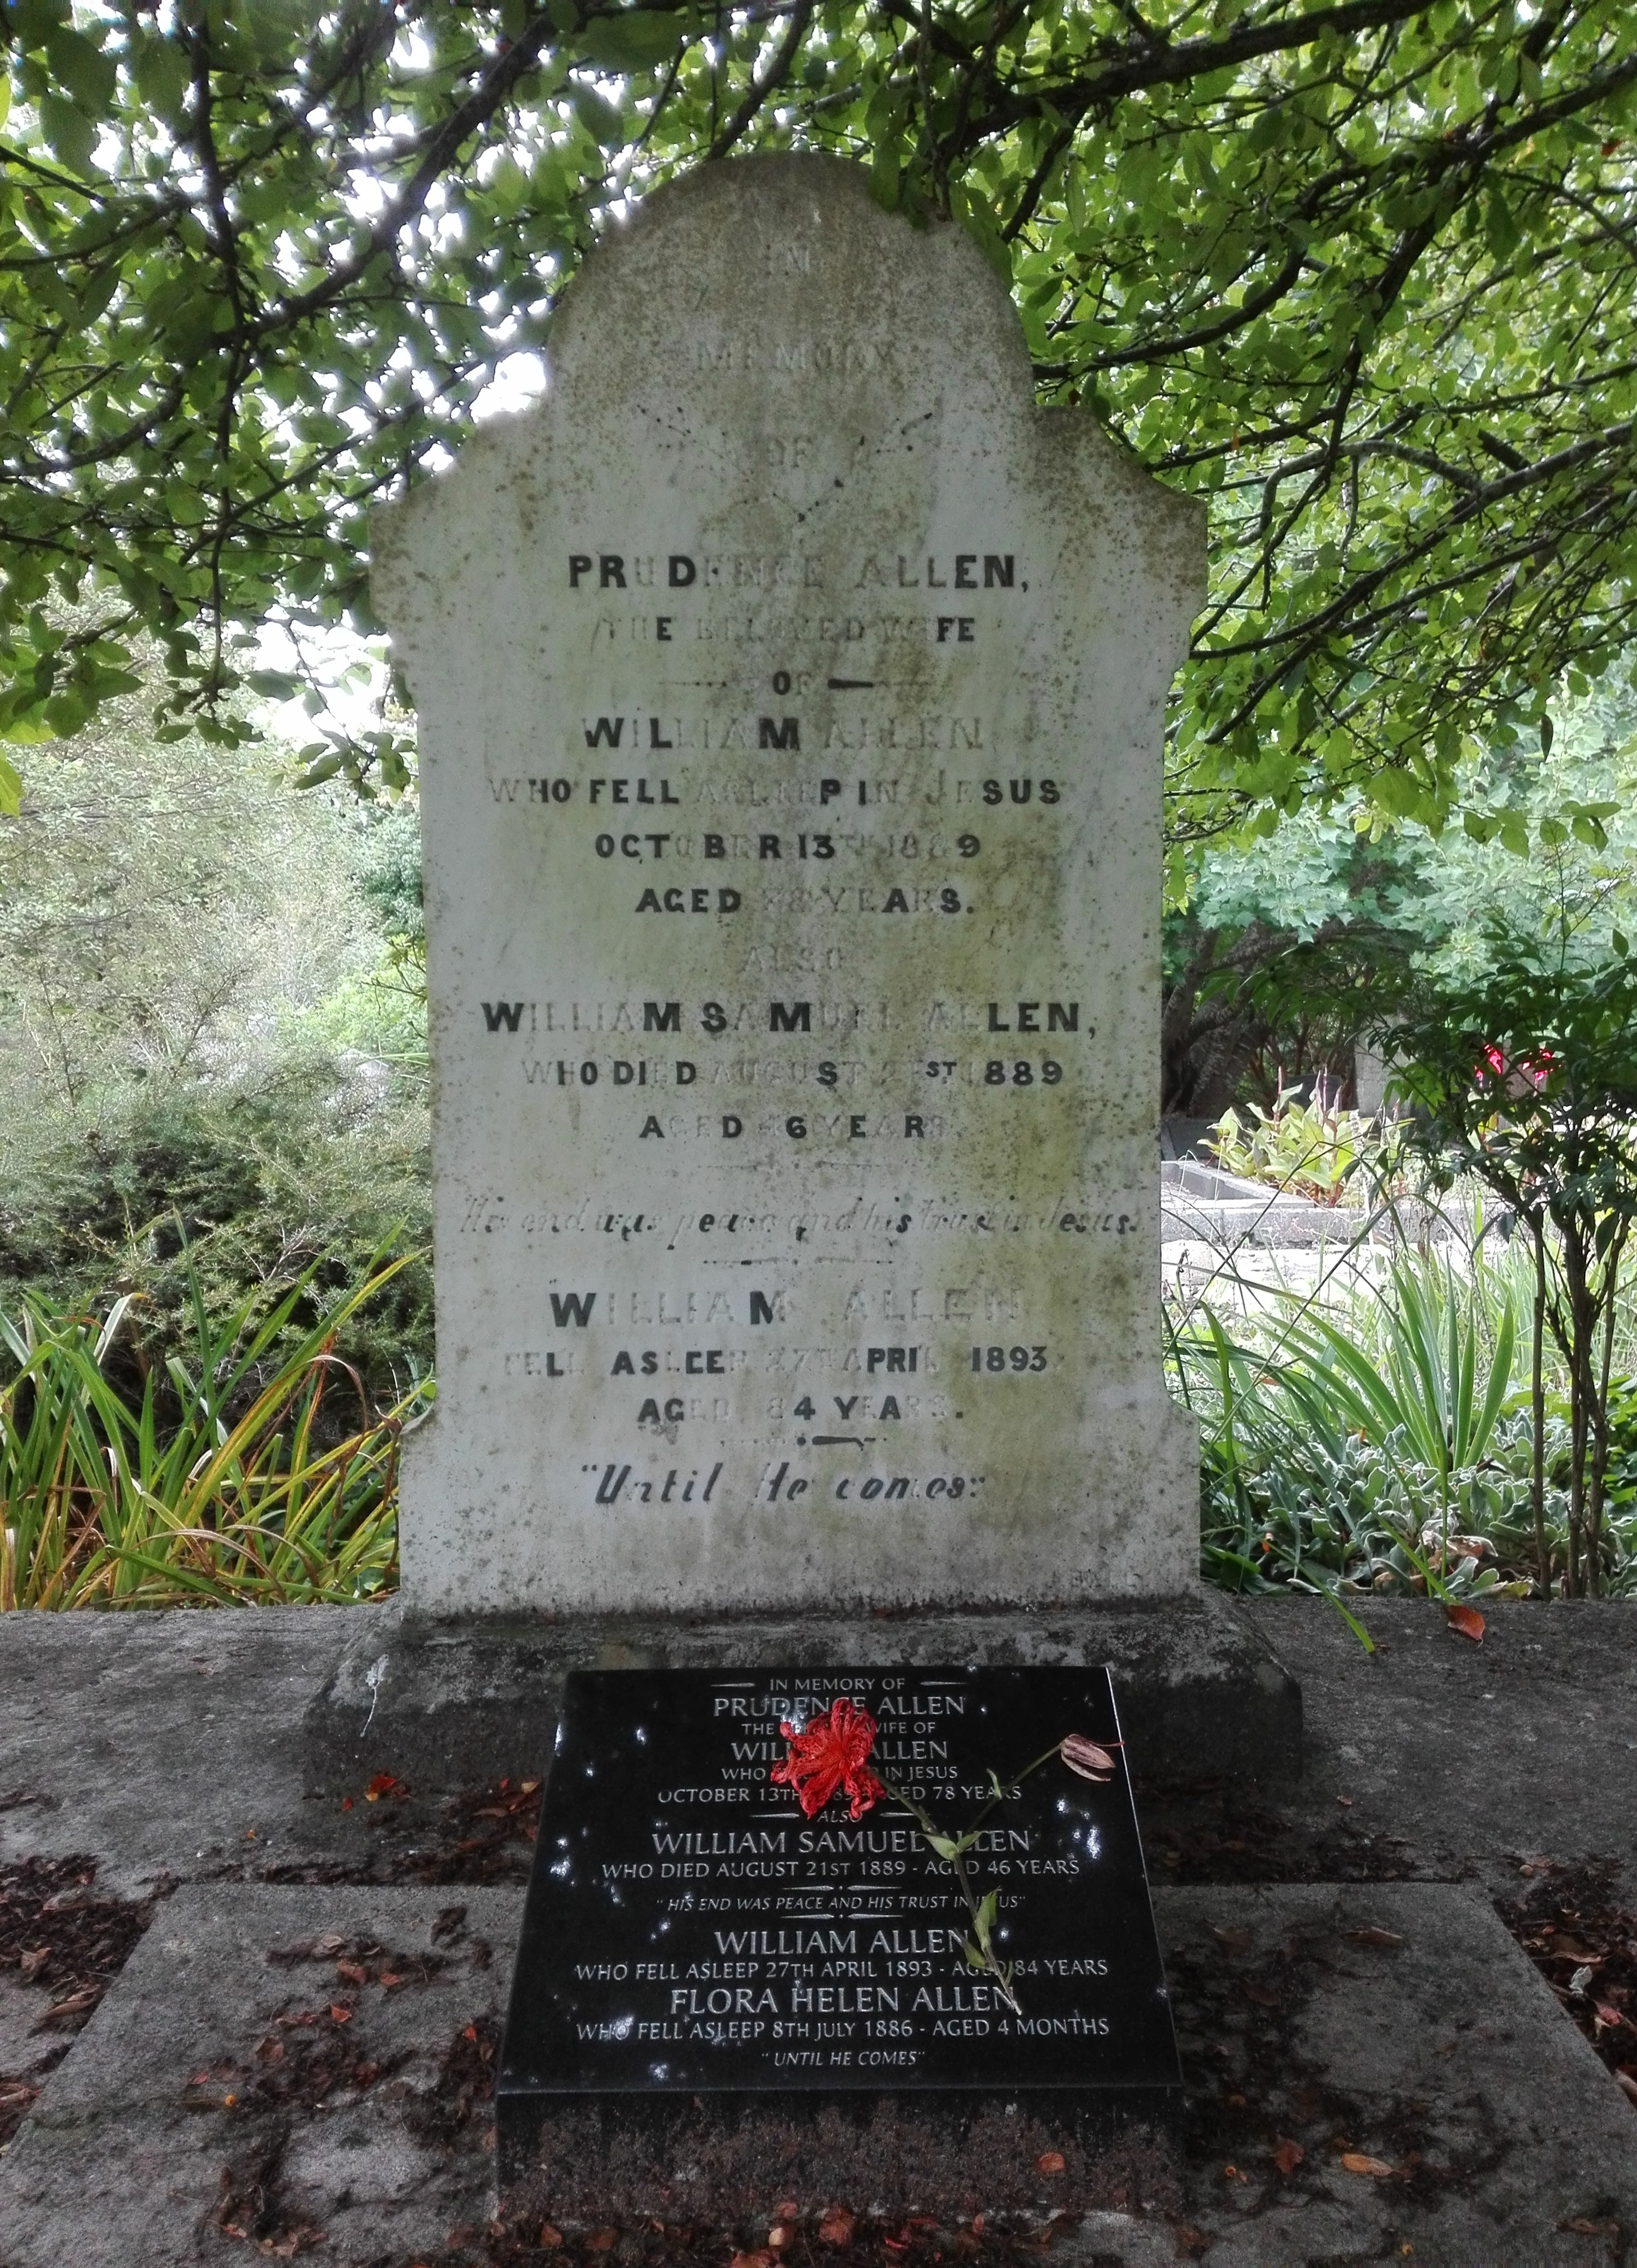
left=498, top=1666, right=1180, bottom=2213
left=372, top=153, right=1205, bottom=1616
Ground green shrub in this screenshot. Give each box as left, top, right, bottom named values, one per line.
left=1207, top=1078, right=1394, bottom=1205
left=0, top=1074, right=432, bottom=1415
left=0, top=706, right=432, bottom=1408
left=1176, top=1239, right=1637, bottom=1608
left=1382, top=937, right=1637, bottom=1596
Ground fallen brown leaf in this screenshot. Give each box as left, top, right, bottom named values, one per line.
left=1272, top=2138, right=1304, bottom=2175
left=1036, top=2149, right=1066, bottom=2175
left=817, top=2209, right=854, bottom=2246
left=728, top=2253, right=775, bottom=2268
left=537, top=2227, right=564, bottom=2249
left=1060, top=1735, right=1118, bottom=1781
left=1444, top=1602, right=1485, bottom=1643
left=1340, top=2152, right=1395, bottom=2177
left=32, top=1984, right=99, bottom=2029
left=1207, top=1923, right=1253, bottom=1958
left=257, top=2225, right=325, bottom=2258
left=585, top=2232, right=618, bottom=2254
left=39, top=1886, right=94, bottom=1915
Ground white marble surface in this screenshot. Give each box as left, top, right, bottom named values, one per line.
left=373, top=155, right=1204, bottom=1614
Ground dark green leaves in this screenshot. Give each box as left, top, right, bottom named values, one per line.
left=35, top=91, right=94, bottom=173
left=0, top=0, right=1632, bottom=811
left=130, top=34, right=191, bottom=124
left=44, top=23, right=116, bottom=112
left=570, top=79, right=625, bottom=144
left=573, top=10, right=686, bottom=72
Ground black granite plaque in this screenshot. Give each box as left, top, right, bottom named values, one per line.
left=498, top=1665, right=1179, bottom=2198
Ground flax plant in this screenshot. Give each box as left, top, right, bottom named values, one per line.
left=1172, top=1229, right=1552, bottom=1624
left=0, top=1254, right=425, bottom=1609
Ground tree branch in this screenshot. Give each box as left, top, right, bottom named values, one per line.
left=708, top=0, right=817, bottom=158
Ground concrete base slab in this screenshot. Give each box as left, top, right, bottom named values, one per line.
left=4, top=1878, right=1631, bottom=2264
left=7, top=1599, right=1634, bottom=1910
left=301, top=1594, right=1301, bottom=1795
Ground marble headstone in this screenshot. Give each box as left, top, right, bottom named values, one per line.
left=372, top=153, right=1204, bottom=1616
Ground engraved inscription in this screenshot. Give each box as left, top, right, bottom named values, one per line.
left=373, top=156, right=1201, bottom=1612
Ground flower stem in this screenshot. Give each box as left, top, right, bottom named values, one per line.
left=872, top=1741, right=1066, bottom=2017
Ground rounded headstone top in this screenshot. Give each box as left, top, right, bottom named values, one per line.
left=373, top=154, right=1201, bottom=666
left=545, top=152, right=1033, bottom=427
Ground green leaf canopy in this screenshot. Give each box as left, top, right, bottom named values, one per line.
left=1, top=0, right=1633, bottom=819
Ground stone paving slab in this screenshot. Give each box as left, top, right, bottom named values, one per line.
left=1160, top=1881, right=1637, bottom=2264
left=0, top=1606, right=357, bottom=1899
left=0, top=1885, right=518, bottom=2268
left=3, top=1878, right=1632, bottom=2265
left=1251, top=1596, right=1637, bottom=1890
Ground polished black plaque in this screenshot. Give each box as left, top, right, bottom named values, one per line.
left=499, top=1666, right=1179, bottom=2107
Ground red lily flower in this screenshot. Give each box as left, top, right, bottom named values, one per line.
left=770, top=1697, right=885, bottom=1819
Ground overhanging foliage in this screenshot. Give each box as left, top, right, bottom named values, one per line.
left=1, top=0, right=1634, bottom=828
